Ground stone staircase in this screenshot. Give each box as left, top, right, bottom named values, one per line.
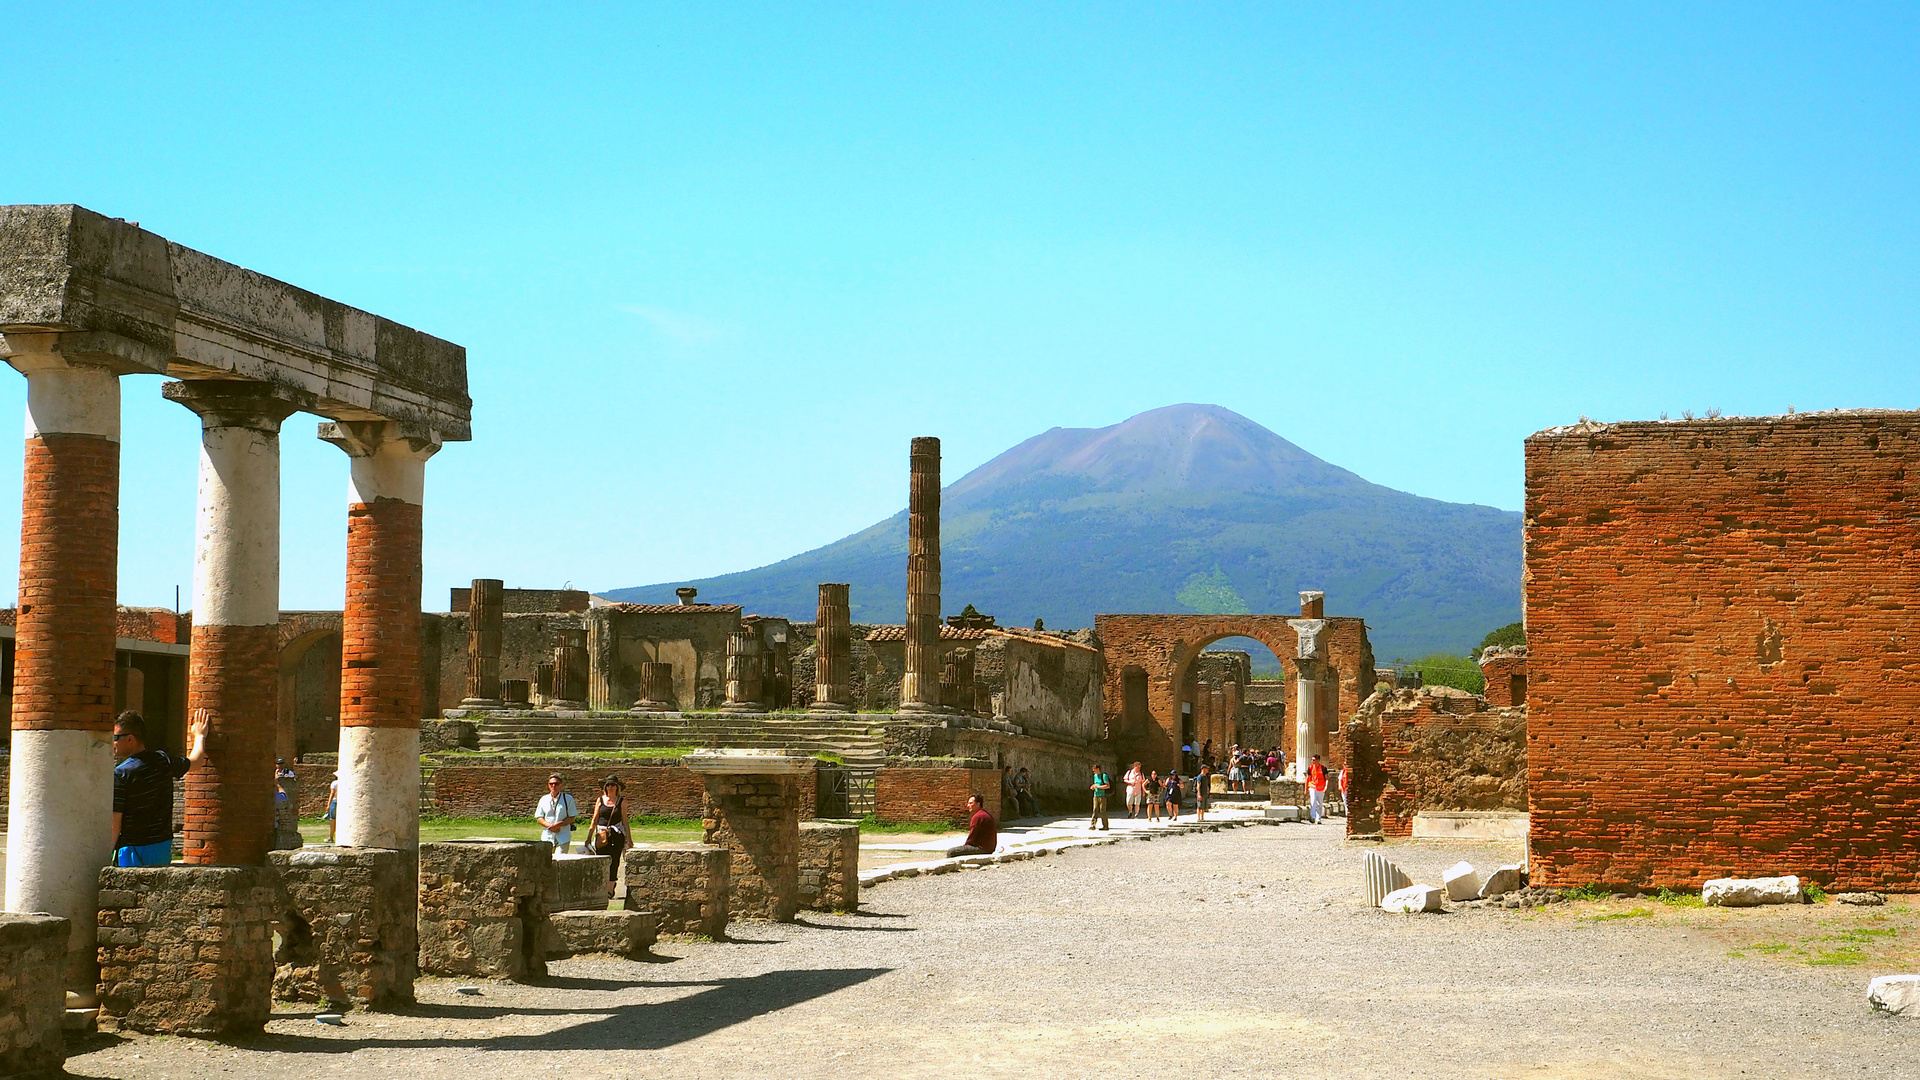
left=475, top=712, right=895, bottom=770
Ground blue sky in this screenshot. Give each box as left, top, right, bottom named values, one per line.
left=3, top=3, right=1916, bottom=612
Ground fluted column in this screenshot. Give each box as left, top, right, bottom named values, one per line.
left=809, top=583, right=852, bottom=713
left=460, top=578, right=503, bottom=706
left=722, top=623, right=766, bottom=713
left=551, top=627, right=588, bottom=708
left=898, top=437, right=942, bottom=713
left=633, top=662, right=676, bottom=712
left=321, top=420, right=440, bottom=852
left=2, top=338, right=122, bottom=993
left=164, top=380, right=306, bottom=867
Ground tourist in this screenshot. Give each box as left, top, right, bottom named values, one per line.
left=1337, top=766, right=1351, bottom=817
left=1163, top=769, right=1182, bottom=821
left=945, top=793, right=997, bottom=856
left=1123, top=761, right=1146, bottom=818
left=1002, top=765, right=1021, bottom=819
left=1088, top=763, right=1112, bottom=830
left=112, top=708, right=209, bottom=866
left=1195, top=764, right=1211, bottom=821
left=1014, top=767, right=1039, bottom=818
left=1305, top=754, right=1328, bottom=824
left=585, top=775, right=630, bottom=898
left=325, top=772, right=339, bottom=842
left=1265, top=748, right=1279, bottom=780
left=1228, top=746, right=1245, bottom=793
left=1145, top=769, right=1162, bottom=822
left=537, top=774, right=580, bottom=852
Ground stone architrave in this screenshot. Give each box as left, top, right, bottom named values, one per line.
left=721, top=624, right=766, bottom=713
left=810, top=583, right=853, bottom=713
left=460, top=578, right=504, bottom=706
left=898, top=437, right=943, bottom=714
left=684, top=750, right=811, bottom=922
left=166, top=381, right=308, bottom=867
left=550, top=628, right=588, bottom=708
left=633, top=662, right=676, bottom=712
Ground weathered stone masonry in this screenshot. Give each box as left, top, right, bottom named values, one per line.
left=1525, top=413, right=1920, bottom=891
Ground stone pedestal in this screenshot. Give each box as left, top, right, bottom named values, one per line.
left=799, top=822, right=860, bottom=913
left=623, top=844, right=730, bottom=938
left=0, top=914, right=69, bottom=1076
left=632, top=662, right=676, bottom=712
left=417, top=840, right=554, bottom=981
left=460, top=577, right=504, bottom=706
left=550, top=853, right=613, bottom=912
left=685, top=750, right=809, bottom=922
left=96, top=866, right=277, bottom=1036
left=268, top=846, right=415, bottom=1010
left=548, top=910, right=657, bottom=959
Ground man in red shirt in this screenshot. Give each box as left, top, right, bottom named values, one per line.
left=1306, top=754, right=1329, bottom=824
left=946, top=794, right=998, bottom=856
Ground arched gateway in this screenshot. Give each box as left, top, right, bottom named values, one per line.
left=1096, top=593, right=1375, bottom=776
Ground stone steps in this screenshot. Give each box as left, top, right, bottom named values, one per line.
left=476, top=712, right=890, bottom=769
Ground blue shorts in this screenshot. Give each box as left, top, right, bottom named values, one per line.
left=115, top=841, right=173, bottom=867
left=325, top=800, right=337, bottom=821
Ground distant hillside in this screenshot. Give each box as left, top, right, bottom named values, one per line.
left=605, top=404, right=1521, bottom=660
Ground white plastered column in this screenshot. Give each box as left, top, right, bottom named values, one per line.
left=1288, top=617, right=1328, bottom=780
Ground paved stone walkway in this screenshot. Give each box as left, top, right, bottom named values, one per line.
left=64, top=820, right=1920, bottom=1079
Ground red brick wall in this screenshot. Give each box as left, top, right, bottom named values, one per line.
left=874, top=766, right=999, bottom=827
left=425, top=764, right=816, bottom=820
left=1525, top=414, right=1920, bottom=891
left=183, top=623, right=280, bottom=865
left=1479, top=654, right=1527, bottom=707
left=339, top=501, right=423, bottom=730
left=14, top=434, right=118, bottom=733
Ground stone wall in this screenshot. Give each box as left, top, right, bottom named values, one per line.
left=448, top=587, right=590, bottom=613
left=919, top=727, right=1112, bottom=814
left=269, top=846, right=415, bottom=1009
left=995, top=630, right=1103, bottom=741
left=551, top=853, right=612, bottom=912
left=1525, top=413, right=1920, bottom=891
left=623, top=844, right=729, bottom=937
left=417, top=841, right=554, bottom=980
left=97, top=866, right=277, bottom=1035
left=875, top=760, right=1000, bottom=827
left=0, top=914, right=67, bottom=1077
left=1342, top=688, right=1527, bottom=838
left=425, top=762, right=707, bottom=818
left=798, top=822, right=859, bottom=912
left=701, top=774, right=800, bottom=922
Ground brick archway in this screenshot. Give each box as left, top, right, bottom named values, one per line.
left=1096, top=612, right=1375, bottom=775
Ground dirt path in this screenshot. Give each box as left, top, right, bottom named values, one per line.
left=64, top=822, right=1918, bottom=1079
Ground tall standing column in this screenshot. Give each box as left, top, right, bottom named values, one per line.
left=2, top=340, right=121, bottom=993
left=898, top=437, right=942, bottom=713
left=320, top=421, right=440, bottom=851
left=460, top=578, right=504, bottom=706
left=164, top=381, right=305, bottom=867
left=1290, top=606, right=1329, bottom=779
left=810, top=583, right=852, bottom=713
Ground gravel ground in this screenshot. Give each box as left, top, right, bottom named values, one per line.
left=65, top=821, right=1918, bottom=1079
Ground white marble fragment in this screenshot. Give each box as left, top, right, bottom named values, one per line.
left=1380, top=884, right=1445, bottom=913
left=1868, top=975, right=1920, bottom=1016
left=1479, top=865, right=1524, bottom=899
left=1443, top=861, right=1483, bottom=902
left=1702, top=876, right=1802, bottom=907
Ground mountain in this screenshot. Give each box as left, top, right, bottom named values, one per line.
left=603, top=404, right=1521, bottom=660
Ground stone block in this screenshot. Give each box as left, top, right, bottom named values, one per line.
left=1443, top=861, right=1482, bottom=902
left=0, top=914, right=68, bottom=1076
left=1380, top=884, right=1445, bottom=913
left=548, top=910, right=657, bottom=959
left=1478, top=865, right=1524, bottom=899
left=799, top=822, right=860, bottom=913
left=96, top=866, right=276, bottom=1036
left=1702, top=876, right=1803, bottom=907
left=1868, top=975, right=1920, bottom=1017
left=418, top=841, right=555, bottom=980
left=1835, top=892, right=1887, bottom=906
left=551, top=853, right=612, bottom=913
left=269, top=846, right=415, bottom=1010
left=624, top=844, right=729, bottom=938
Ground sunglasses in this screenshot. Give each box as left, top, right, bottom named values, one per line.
left=112, top=732, right=132, bottom=741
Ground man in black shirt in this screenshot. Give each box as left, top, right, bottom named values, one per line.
left=112, top=708, right=208, bottom=866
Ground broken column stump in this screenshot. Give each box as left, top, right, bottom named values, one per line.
left=417, top=840, right=555, bottom=981
left=96, top=866, right=277, bottom=1036
left=632, top=661, right=676, bottom=712
left=799, top=822, right=861, bottom=913
left=623, top=844, right=730, bottom=938
left=268, top=846, right=415, bottom=1010
left=685, top=749, right=811, bottom=922
left=0, top=914, right=69, bottom=1076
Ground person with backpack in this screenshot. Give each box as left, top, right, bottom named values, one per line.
left=536, top=774, right=580, bottom=852
left=1088, top=763, right=1112, bottom=830
left=1163, top=769, right=1183, bottom=822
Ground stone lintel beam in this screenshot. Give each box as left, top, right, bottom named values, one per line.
left=682, top=749, right=816, bottom=776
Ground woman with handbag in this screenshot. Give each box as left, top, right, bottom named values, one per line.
left=586, top=775, right=630, bottom=899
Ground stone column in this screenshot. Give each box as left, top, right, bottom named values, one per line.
left=1224, top=678, right=1244, bottom=748
left=550, top=628, right=587, bottom=709
left=320, top=421, right=439, bottom=852
left=1291, top=664, right=1316, bottom=778
left=164, top=381, right=305, bottom=867
left=898, top=437, right=942, bottom=713
left=1209, top=685, right=1228, bottom=754
left=633, top=662, right=676, bottom=712
left=1290, top=599, right=1329, bottom=779
left=2, top=341, right=121, bottom=994
left=809, top=583, right=852, bottom=713
left=460, top=578, right=503, bottom=706
left=722, top=623, right=765, bottom=713
left=941, top=647, right=976, bottom=714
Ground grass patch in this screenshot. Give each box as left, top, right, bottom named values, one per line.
left=298, top=814, right=703, bottom=845
left=1654, top=887, right=1705, bottom=908
left=858, top=815, right=956, bottom=835
left=1748, top=942, right=1795, bottom=955
left=1810, top=946, right=1866, bottom=966
left=1805, top=882, right=1828, bottom=903
left=1585, top=907, right=1653, bottom=922
left=1561, top=883, right=1612, bottom=902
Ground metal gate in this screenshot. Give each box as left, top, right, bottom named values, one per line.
left=817, top=767, right=876, bottom=818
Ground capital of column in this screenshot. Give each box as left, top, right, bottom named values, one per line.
left=4, top=333, right=122, bottom=441
left=162, top=379, right=312, bottom=433
left=319, top=420, right=442, bottom=504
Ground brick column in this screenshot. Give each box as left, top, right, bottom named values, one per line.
left=898, top=437, right=942, bottom=713
left=685, top=751, right=810, bottom=923
left=2, top=341, right=121, bottom=994
left=320, top=421, right=439, bottom=851
left=164, top=381, right=305, bottom=867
